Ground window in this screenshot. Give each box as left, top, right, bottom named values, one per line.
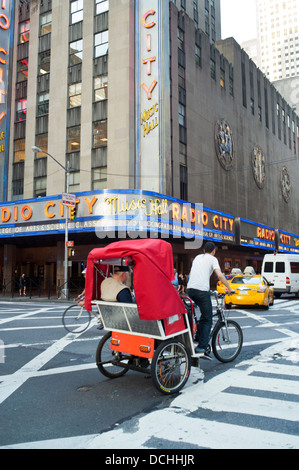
left=12, top=162, right=24, bottom=197
left=178, top=28, right=184, bottom=51
left=94, top=75, right=108, bottom=101
left=16, top=99, right=27, bottom=122
left=94, top=30, right=109, bottom=57
left=275, top=262, right=285, bottom=273
left=291, top=263, right=299, bottom=274
left=220, top=68, right=225, bottom=88
left=195, top=44, right=201, bottom=66
left=34, top=176, right=47, bottom=198
left=96, top=0, right=109, bottom=15
left=92, top=167, right=107, bottom=190
left=19, top=20, right=30, bottom=44
left=93, top=120, right=107, bottom=148
left=67, top=126, right=81, bottom=152
left=210, top=58, right=215, bottom=80
left=178, top=65, right=185, bottom=88
left=69, top=39, right=83, bottom=65
left=69, top=83, right=82, bottom=107
left=40, top=12, right=52, bottom=36
left=17, top=59, right=28, bottom=82
left=178, top=104, right=185, bottom=126
left=179, top=143, right=186, bottom=165
left=180, top=164, right=188, bottom=201
left=264, top=262, right=273, bottom=273
left=69, top=171, right=80, bottom=191
left=71, top=0, right=83, bottom=24
left=39, top=50, right=51, bottom=75
left=14, top=139, right=25, bottom=162
left=37, top=92, right=49, bottom=116
left=35, top=134, right=48, bottom=157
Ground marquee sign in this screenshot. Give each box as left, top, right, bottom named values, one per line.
left=0, top=190, right=235, bottom=246
left=277, top=229, right=299, bottom=254
left=237, top=218, right=276, bottom=251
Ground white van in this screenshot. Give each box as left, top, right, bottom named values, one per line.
left=261, top=253, right=299, bottom=297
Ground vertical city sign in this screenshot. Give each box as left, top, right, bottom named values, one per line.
left=0, top=0, right=14, bottom=202
left=136, top=0, right=169, bottom=193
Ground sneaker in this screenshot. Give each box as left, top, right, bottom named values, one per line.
left=195, top=346, right=212, bottom=361
left=97, top=321, right=104, bottom=330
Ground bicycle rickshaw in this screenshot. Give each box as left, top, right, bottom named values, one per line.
left=84, top=239, right=242, bottom=395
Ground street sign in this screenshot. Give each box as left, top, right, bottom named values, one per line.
left=62, top=193, right=76, bottom=207
left=66, top=241, right=74, bottom=247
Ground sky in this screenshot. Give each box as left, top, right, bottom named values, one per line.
left=220, top=0, right=257, bottom=44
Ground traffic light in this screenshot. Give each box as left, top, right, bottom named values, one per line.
left=70, top=205, right=77, bottom=221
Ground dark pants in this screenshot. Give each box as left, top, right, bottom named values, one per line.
left=187, top=288, right=212, bottom=350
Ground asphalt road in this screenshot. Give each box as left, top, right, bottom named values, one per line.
left=0, top=295, right=298, bottom=449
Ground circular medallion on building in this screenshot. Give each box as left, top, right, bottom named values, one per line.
left=214, top=119, right=234, bottom=171
left=280, top=167, right=291, bottom=203
left=251, top=145, right=266, bottom=189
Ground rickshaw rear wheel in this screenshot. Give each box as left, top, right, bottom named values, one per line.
left=151, top=339, right=191, bottom=395
left=96, top=332, right=129, bottom=378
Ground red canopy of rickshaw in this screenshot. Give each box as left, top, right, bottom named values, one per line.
left=84, top=239, right=186, bottom=321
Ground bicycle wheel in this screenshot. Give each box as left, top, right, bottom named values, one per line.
left=151, top=339, right=191, bottom=395
left=212, top=320, right=243, bottom=363
left=96, top=332, right=129, bottom=378
left=62, top=304, right=91, bottom=333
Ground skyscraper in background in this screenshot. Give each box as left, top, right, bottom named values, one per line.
left=241, top=0, right=299, bottom=112
left=256, top=0, right=299, bottom=82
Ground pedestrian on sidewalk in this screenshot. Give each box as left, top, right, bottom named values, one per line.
left=19, top=273, right=27, bottom=296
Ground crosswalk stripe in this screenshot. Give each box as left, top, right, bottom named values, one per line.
left=200, top=391, right=299, bottom=422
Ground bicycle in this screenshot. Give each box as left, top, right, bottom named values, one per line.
left=182, top=290, right=243, bottom=363
left=62, top=303, right=103, bottom=334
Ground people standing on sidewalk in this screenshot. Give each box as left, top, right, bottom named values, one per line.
left=19, top=274, right=27, bottom=296
left=187, top=242, right=234, bottom=360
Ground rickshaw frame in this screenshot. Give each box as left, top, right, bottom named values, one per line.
left=84, top=240, right=242, bottom=394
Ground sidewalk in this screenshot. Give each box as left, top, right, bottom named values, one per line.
left=0, top=295, right=73, bottom=304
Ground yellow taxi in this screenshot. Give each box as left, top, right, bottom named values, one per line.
left=224, top=275, right=274, bottom=309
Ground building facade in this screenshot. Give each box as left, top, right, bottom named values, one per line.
left=0, top=0, right=299, bottom=295
left=256, top=0, right=299, bottom=82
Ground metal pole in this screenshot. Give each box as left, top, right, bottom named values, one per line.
left=63, top=161, right=70, bottom=300
left=32, top=147, right=71, bottom=300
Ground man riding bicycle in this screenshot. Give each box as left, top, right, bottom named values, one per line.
left=187, top=242, right=234, bottom=360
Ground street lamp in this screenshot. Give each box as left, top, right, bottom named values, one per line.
left=32, top=146, right=70, bottom=299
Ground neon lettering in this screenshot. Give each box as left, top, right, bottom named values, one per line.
left=141, top=80, right=157, bottom=100
left=45, top=202, right=55, bottom=219
left=0, top=13, right=9, bottom=30
left=0, top=47, right=7, bottom=64
left=142, top=10, right=156, bottom=29
left=142, top=56, right=156, bottom=75
left=84, top=196, right=98, bottom=214
left=21, top=205, right=33, bottom=221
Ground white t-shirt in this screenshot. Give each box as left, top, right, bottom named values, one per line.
left=187, top=253, right=220, bottom=292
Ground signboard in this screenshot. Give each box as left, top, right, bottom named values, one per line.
left=0, top=0, right=14, bottom=201
left=62, top=193, right=76, bottom=207
left=237, top=218, right=276, bottom=251
left=277, top=229, right=299, bottom=254
left=0, top=190, right=235, bottom=247
left=135, top=0, right=170, bottom=193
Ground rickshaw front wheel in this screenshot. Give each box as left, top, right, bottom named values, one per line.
left=96, top=332, right=129, bottom=378
left=151, top=339, right=191, bottom=395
